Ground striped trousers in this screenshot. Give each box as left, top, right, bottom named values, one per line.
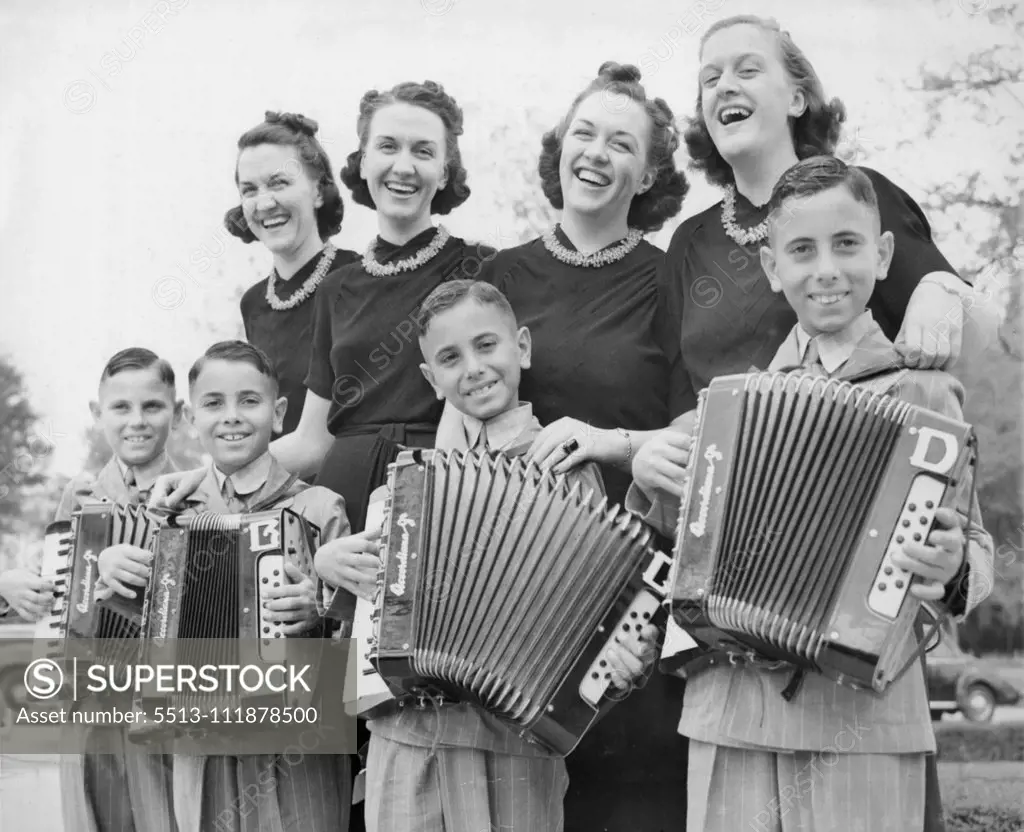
left=59, top=728, right=176, bottom=832
left=687, top=740, right=926, bottom=832
left=365, top=735, right=569, bottom=832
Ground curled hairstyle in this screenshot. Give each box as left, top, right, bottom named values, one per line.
left=415, top=279, right=518, bottom=340
left=339, top=81, right=471, bottom=215
left=768, top=156, right=879, bottom=229
left=188, top=340, right=279, bottom=391
left=225, top=111, right=344, bottom=243
left=101, top=348, right=175, bottom=390
left=538, top=61, right=689, bottom=233
left=684, top=15, right=847, bottom=189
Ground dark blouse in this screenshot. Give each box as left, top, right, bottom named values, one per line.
left=667, top=166, right=965, bottom=395
left=306, top=228, right=495, bottom=437
left=486, top=229, right=695, bottom=505
left=241, top=247, right=359, bottom=436
left=484, top=229, right=693, bottom=832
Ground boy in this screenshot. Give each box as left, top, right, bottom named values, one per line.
left=630, top=157, right=994, bottom=832
left=111, top=339, right=352, bottom=832
left=315, top=280, right=658, bottom=832
left=52, top=347, right=183, bottom=832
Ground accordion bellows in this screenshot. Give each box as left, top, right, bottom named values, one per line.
left=672, top=372, right=975, bottom=693
left=371, top=449, right=671, bottom=756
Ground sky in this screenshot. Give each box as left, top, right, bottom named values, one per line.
left=0, top=0, right=1013, bottom=475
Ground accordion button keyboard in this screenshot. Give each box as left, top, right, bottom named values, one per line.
left=578, top=590, right=661, bottom=708
left=35, top=525, right=74, bottom=644
left=256, top=554, right=287, bottom=662
left=868, top=476, right=946, bottom=620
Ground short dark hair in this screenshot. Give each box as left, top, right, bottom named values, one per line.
left=100, top=348, right=175, bottom=389
left=224, top=111, right=344, bottom=243
left=339, top=81, right=470, bottom=216
left=538, top=61, right=689, bottom=233
left=188, top=340, right=279, bottom=391
left=767, top=156, right=879, bottom=232
left=684, top=15, right=847, bottom=190
left=415, top=280, right=517, bottom=340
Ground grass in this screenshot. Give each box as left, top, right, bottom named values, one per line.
left=940, top=762, right=1023, bottom=831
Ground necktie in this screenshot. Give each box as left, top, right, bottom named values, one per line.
left=222, top=477, right=248, bottom=514
left=124, top=467, right=141, bottom=504
left=803, top=339, right=827, bottom=377
left=474, top=422, right=489, bottom=451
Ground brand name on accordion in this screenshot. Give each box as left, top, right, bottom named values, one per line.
left=76, top=551, right=98, bottom=615
left=689, top=444, right=724, bottom=539
left=154, top=574, right=176, bottom=644
left=389, top=514, right=416, bottom=597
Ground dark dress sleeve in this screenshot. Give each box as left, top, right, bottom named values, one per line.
left=656, top=253, right=698, bottom=418
left=861, top=167, right=967, bottom=340
left=304, top=273, right=337, bottom=401
left=240, top=290, right=254, bottom=342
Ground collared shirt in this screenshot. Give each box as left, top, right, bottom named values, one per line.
left=460, top=402, right=535, bottom=451
left=114, top=451, right=171, bottom=493
left=792, top=310, right=877, bottom=374
left=211, top=451, right=274, bottom=498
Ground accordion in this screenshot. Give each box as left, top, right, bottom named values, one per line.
left=128, top=509, right=322, bottom=741
left=36, top=503, right=159, bottom=664
left=671, top=372, right=975, bottom=693
left=367, top=449, right=672, bottom=756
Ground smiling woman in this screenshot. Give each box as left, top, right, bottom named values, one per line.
left=479, top=62, right=694, bottom=832
left=226, top=112, right=360, bottom=438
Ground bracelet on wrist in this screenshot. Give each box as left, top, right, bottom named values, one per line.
left=616, top=428, right=633, bottom=468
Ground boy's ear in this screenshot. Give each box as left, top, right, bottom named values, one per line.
left=184, top=403, right=196, bottom=428
left=517, top=326, right=532, bottom=370
left=759, top=245, right=783, bottom=293
left=876, top=230, right=895, bottom=282
left=419, top=363, right=444, bottom=401
left=88, top=401, right=101, bottom=422
left=273, top=396, right=288, bottom=434
left=171, top=399, right=185, bottom=429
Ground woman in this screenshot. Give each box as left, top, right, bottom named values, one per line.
left=154, top=80, right=485, bottom=832
left=673, top=14, right=982, bottom=392
left=479, top=62, right=693, bottom=832
left=272, top=80, right=487, bottom=529
left=659, top=15, right=984, bottom=831
left=228, top=111, right=359, bottom=437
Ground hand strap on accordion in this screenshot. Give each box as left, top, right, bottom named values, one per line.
left=893, top=602, right=949, bottom=687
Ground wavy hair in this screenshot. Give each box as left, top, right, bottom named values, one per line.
left=537, top=62, right=689, bottom=233
left=684, top=15, right=847, bottom=189
left=224, top=111, right=344, bottom=242
left=338, top=81, right=470, bottom=215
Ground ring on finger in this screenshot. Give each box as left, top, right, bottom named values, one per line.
left=561, top=437, right=580, bottom=456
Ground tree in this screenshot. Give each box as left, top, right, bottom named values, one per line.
left=0, top=355, right=54, bottom=539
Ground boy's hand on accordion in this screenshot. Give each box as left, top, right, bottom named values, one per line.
left=605, top=622, right=660, bottom=690
left=313, top=529, right=381, bottom=602
left=97, top=544, right=152, bottom=599
left=891, top=507, right=965, bottom=601
left=0, top=568, right=53, bottom=621
left=262, top=563, right=318, bottom=634
left=631, top=430, right=693, bottom=499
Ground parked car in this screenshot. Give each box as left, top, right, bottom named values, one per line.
left=926, top=624, right=1022, bottom=722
